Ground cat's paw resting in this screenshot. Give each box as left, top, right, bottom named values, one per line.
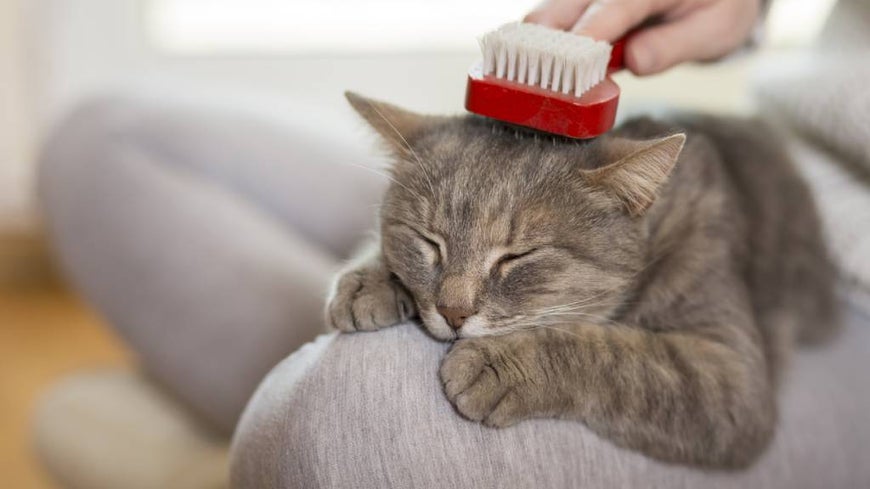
left=440, top=336, right=547, bottom=428
left=326, top=267, right=416, bottom=333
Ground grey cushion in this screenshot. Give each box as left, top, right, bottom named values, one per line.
left=754, top=0, right=870, bottom=174
left=787, top=137, right=870, bottom=311
left=754, top=0, right=870, bottom=312
left=230, top=307, right=870, bottom=489
left=756, top=59, right=870, bottom=175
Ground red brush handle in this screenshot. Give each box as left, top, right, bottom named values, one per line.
left=465, top=67, right=620, bottom=139
left=608, top=36, right=628, bottom=73
left=464, top=35, right=631, bottom=139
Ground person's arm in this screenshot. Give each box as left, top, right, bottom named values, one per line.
left=525, top=0, right=765, bottom=75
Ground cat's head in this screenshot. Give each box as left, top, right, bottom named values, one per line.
left=347, top=92, right=685, bottom=340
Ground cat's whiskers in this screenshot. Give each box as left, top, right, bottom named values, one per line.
left=498, top=318, right=592, bottom=340
left=537, top=325, right=589, bottom=340
left=531, top=251, right=671, bottom=317
left=491, top=251, right=677, bottom=334
left=532, top=281, right=630, bottom=315
left=534, top=295, right=630, bottom=313
left=538, top=311, right=622, bottom=327
left=365, top=102, right=437, bottom=198
left=533, top=293, right=625, bottom=315
left=342, top=162, right=427, bottom=203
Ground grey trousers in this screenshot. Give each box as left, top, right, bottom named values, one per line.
left=230, top=317, right=870, bottom=489
left=38, top=94, right=387, bottom=433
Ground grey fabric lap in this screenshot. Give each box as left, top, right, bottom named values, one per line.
left=231, top=313, right=870, bottom=489
left=38, top=96, right=385, bottom=433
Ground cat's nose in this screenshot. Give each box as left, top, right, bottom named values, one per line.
left=437, top=306, right=475, bottom=330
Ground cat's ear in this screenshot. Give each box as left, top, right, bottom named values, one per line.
left=584, top=134, right=686, bottom=216
left=345, top=91, right=435, bottom=155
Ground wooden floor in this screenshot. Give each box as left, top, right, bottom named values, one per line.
left=0, top=235, right=131, bottom=488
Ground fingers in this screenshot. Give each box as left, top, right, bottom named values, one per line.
left=623, top=1, right=758, bottom=75
left=571, top=0, right=680, bottom=41
left=524, top=0, right=594, bottom=30
left=525, top=0, right=762, bottom=74
left=623, top=22, right=701, bottom=75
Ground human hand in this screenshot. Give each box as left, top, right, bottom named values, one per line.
left=525, top=0, right=763, bottom=75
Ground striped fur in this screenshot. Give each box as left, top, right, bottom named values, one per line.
left=328, top=94, right=839, bottom=468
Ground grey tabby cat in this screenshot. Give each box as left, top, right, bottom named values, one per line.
left=326, top=92, right=838, bottom=468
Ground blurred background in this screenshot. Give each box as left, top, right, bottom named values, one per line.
left=0, top=0, right=842, bottom=487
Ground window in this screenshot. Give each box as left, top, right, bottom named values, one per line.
left=766, top=0, right=838, bottom=47
left=148, top=0, right=537, bottom=54
left=148, top=0, right=838, bottom=55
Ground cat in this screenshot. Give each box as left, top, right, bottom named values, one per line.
left=326, top=92, right=839, bottom=468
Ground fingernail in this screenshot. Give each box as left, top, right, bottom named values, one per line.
left=572, top=1, right=604, bottom=35
left=572, top=13, right=592, bottom=33
left=526, top=10, right=557, bottom=28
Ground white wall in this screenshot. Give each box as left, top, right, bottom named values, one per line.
left=36, top=0, right=481, bottom=124
left=0, top=0, right=36, bottom=232
left=7, top=0, right=484, bottom=231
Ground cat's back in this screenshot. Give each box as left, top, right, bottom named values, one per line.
left=617, top=114, right=805, bottom=203
left=619, top=114, right=839, bottom=358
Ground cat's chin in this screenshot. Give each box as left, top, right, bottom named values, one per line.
left=419, top=308, right=457, bottom=342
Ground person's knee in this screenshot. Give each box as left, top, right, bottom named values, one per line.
left=51, top=95, right=144, bottom=150
left=229, top=332, right=338, bottom=488
left=38, top=95, right=146, bottom=197
left=68, top=95, right=138, bottom=134
left=229, top=325, right=449, bottom=488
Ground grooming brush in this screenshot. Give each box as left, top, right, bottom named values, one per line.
left=465, top=22, right=627, bottom=139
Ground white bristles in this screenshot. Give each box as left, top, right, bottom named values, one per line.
left=479, top=22, right=612, bottom=98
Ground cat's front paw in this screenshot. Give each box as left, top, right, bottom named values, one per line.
left=439, top=336, right=542, bottom=428
left=326, top=268, right=416, bottom=333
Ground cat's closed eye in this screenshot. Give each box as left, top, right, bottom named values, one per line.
left=411, top=230, right=444, bottom=266
left=494, top=249, right=537, bottom=275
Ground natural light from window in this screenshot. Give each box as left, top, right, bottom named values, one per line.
left=148, top=0, right=839, bottom=55
left=148, top=0, right=537, bottom=53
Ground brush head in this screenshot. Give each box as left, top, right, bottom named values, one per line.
left=466, top=22, right=625, bottom=140
left=480, top=22, right=612, bottom=97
